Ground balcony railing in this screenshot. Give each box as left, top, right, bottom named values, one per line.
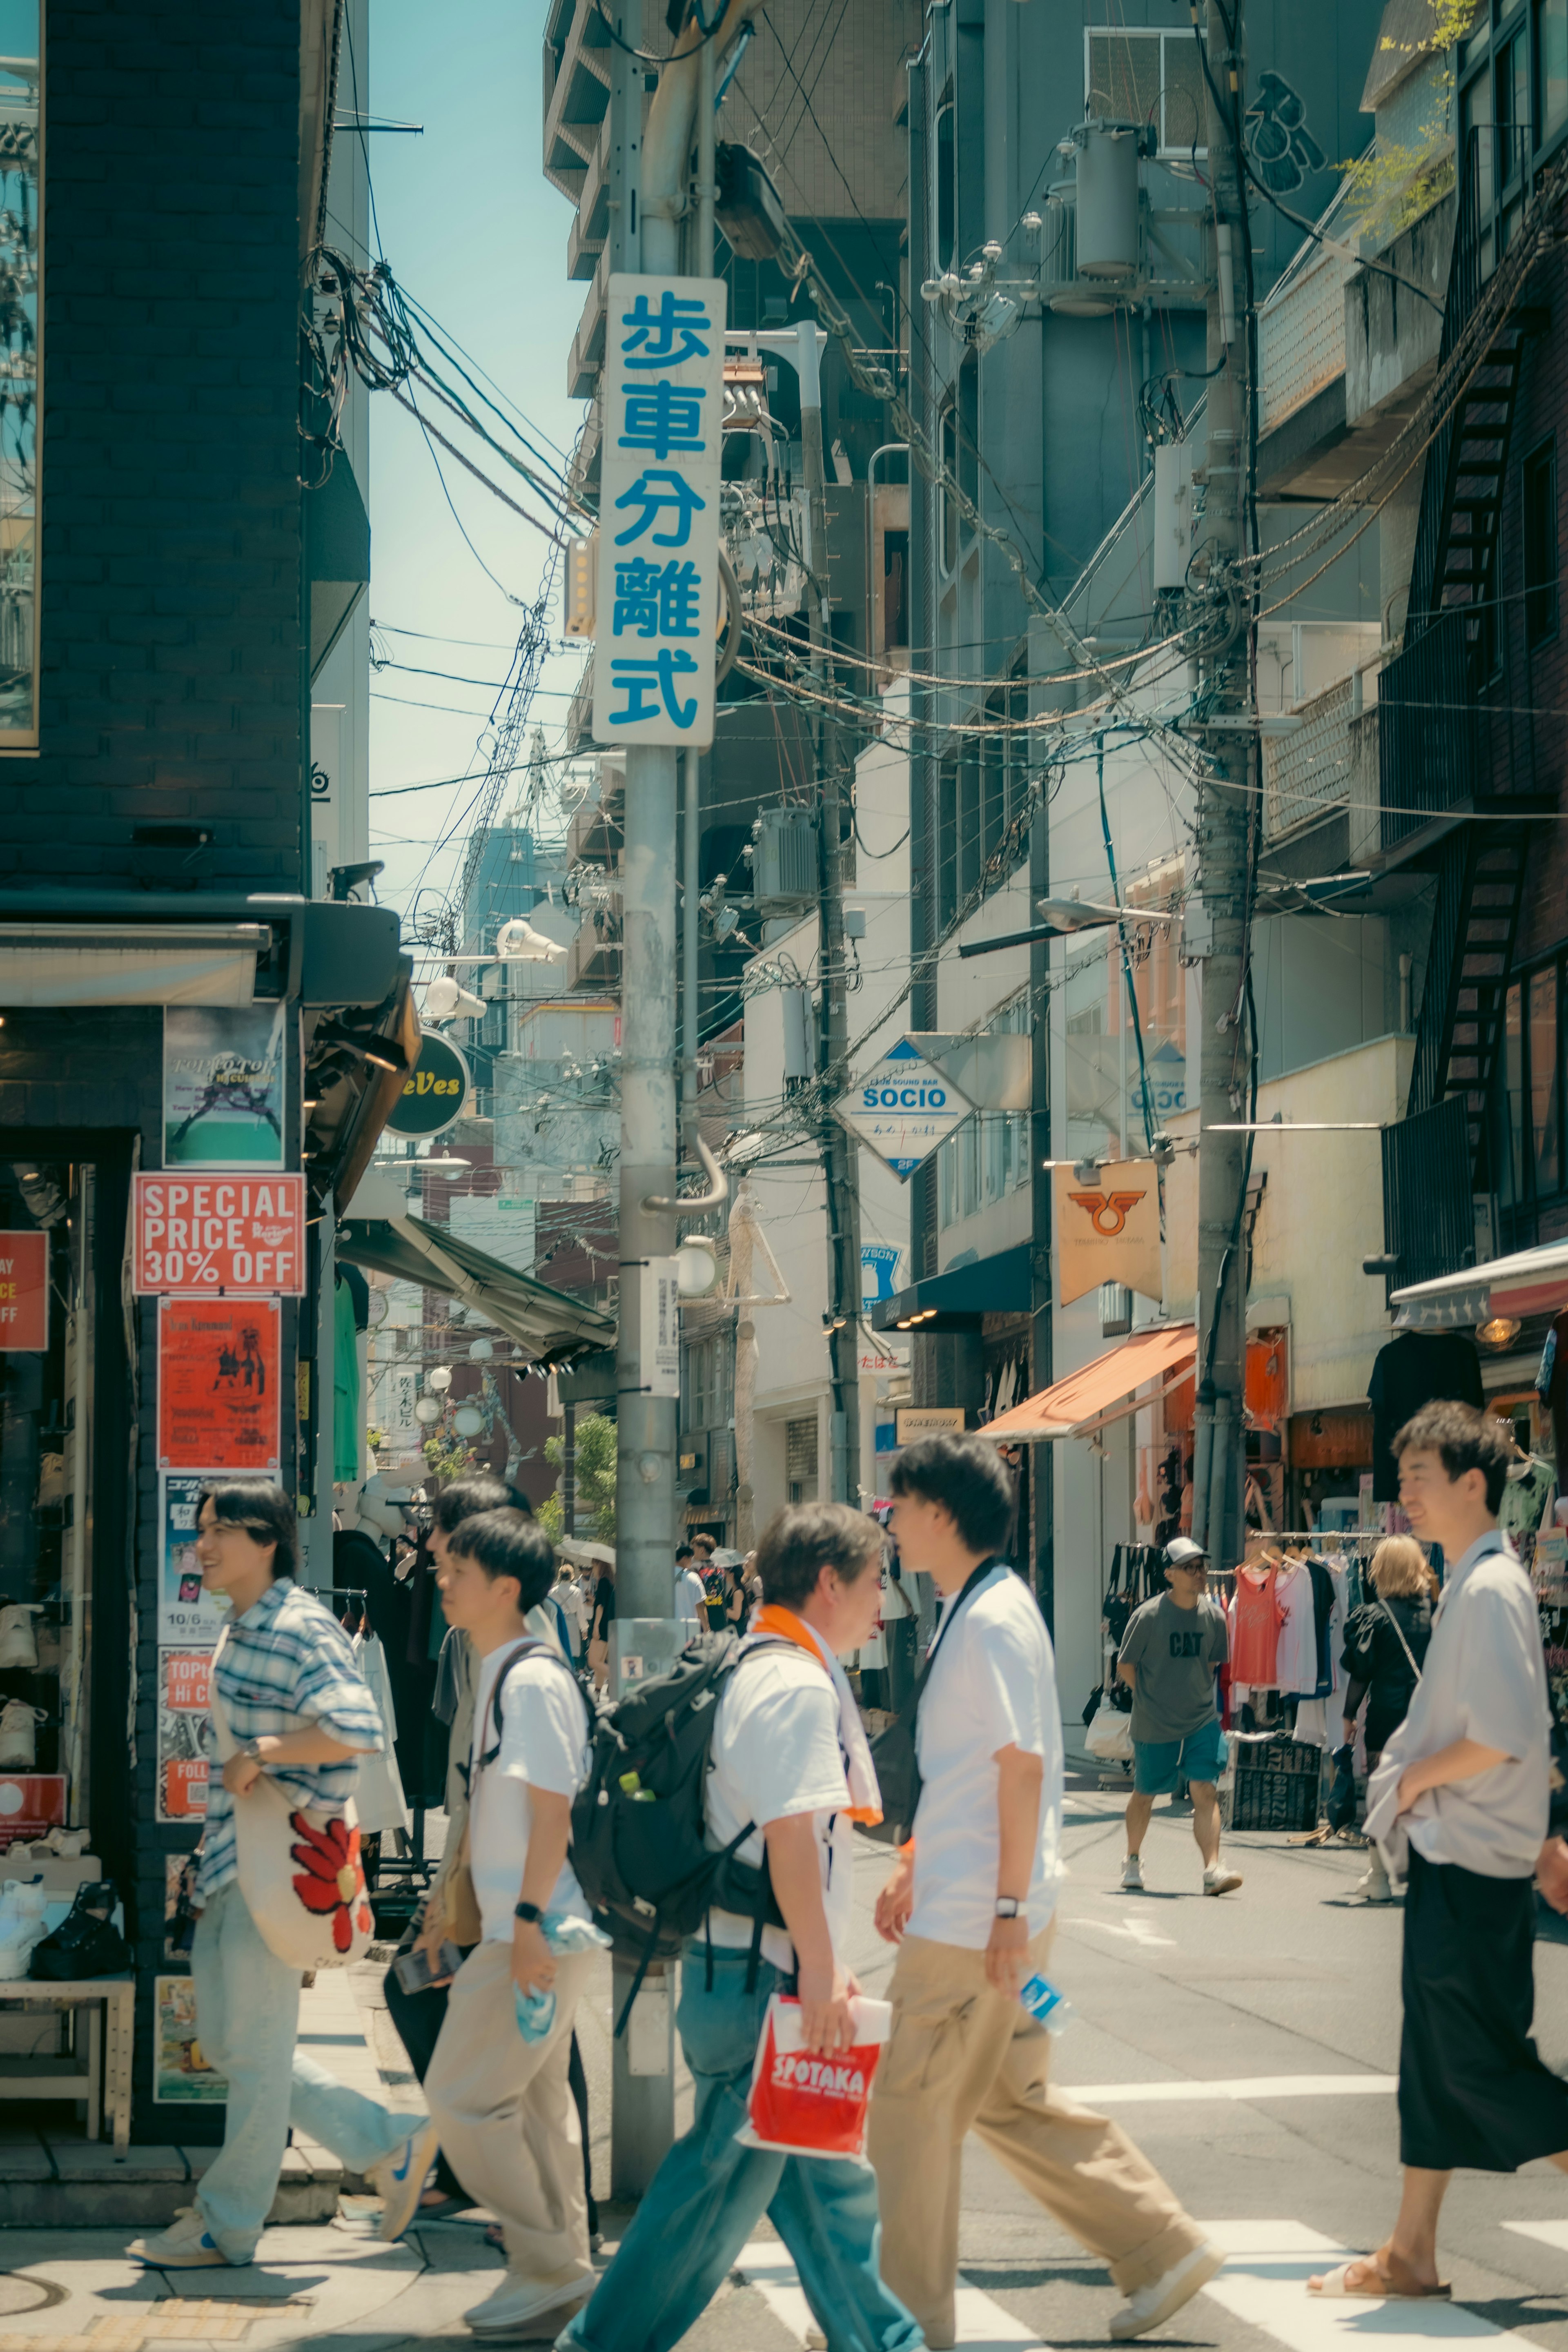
left=1377, top=607, right=1483, bottom=852
left=1380, top=1092, right=1475, bottom=1299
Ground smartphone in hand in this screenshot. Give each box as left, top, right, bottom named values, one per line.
left=393, top=1940, right=464, bottom=1994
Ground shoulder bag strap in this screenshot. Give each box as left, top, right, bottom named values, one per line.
left=1376, top=1597, right=1423, bottom=1683
left=911, top=1557, right=1000, bottom=1703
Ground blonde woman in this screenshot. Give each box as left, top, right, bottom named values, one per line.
left=1340, top=1535, right=1436, bottom=1902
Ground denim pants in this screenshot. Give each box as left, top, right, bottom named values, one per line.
left=191, top=1880, right=427, bottom=2261
left=558, top=1947, right=922, bottom=2352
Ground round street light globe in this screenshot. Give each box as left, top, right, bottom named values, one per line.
left=414, top=1397, right=442, bottom=1426
left=675, top=1235, right=719, bottom=1297
left=428, top=1365, right=453, bottom=1394
left=453, top=1404, right=485, bottom=1437
left=468, top=1338, right=494, bottom=1362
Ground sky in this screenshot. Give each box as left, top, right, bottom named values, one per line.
left=358, top=0, right=589, bottom=931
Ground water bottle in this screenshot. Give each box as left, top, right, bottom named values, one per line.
left=1019, top=1972, right=1075, bottom=2035
left=514, top=1984, right=557, bottom=2043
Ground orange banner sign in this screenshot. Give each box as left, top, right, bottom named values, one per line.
left=1054, top=1160, right=1163, bottom=1308
left=157, top=1298, right=281, bottom=1471
left=0, top=1231, right=48, bottom=1351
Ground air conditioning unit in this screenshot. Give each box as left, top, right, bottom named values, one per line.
left=752, top=806, right=817, bottom=908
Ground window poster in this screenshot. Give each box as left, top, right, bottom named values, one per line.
left=154, top=1975, right=227, bottom=2104
left=163, top=1005, right=286, bottom=1169
left=158, top=1470, right=228, bottom=1644
left=156, top=1651, right=212, bottom=1824
left=157, top=1297, right=281, bottom=1471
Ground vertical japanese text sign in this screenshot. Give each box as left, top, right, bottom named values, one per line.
left=593, top=274, right=727, bottom=752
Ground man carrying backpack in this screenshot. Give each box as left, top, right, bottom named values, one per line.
left=423, top=1510, right=596, bottom=2342
left=555, top=1502, right=922, bottom=2352
left=868, top=1435, right=1222, bottom=2347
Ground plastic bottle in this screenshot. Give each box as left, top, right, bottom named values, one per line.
left=514, top=1985, right=557, bottom=2043
left=1019, top=1972, right=1075, bottom=2035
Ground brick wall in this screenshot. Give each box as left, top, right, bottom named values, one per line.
left=4, top=0, right=306, bottom=891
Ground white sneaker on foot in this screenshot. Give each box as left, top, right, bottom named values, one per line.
left=1353, top=1860, right=1393, bottom=1903
left=129, top=2207, right=239, bottom=2269
left=464, top=2271, right=591, bottom=2339
left=1109, top=2242, right=1226, bottom=2339
left=369, top=2120, right=441, bottom=2243
left=1121, top=1854, right=1145, bottom=1891
left=1203, top=1864, right=1243, bottom=1896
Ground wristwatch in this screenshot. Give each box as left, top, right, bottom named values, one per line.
left=514, top=1900, right=544, bottom=1925
left=994, top=1896, right=1022, bottom=1919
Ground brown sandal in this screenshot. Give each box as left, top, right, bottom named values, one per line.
left=1309, top=2251, right=1451, bottom=2300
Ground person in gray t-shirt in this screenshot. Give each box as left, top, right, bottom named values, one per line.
left=1116, top=1538, right=1239, bottom=1899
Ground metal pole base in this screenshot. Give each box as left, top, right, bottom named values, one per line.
left=608, top=1953, right=676, bottom=2202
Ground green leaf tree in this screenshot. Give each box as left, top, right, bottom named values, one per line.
left=542, top=1411, right=617, bottom=1545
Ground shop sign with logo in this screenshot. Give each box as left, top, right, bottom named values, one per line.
left=0, top=1229, right=47, bottom=1350
left=1054, top=1159, right=1162, bottom=1307
left=157, top=1297, right=281, bottom=1472
left=133, top=1174, right=305, bottom=1296
left=861, top=1240, right=902, bottom=1310
left=837, top=1038, right=975, bottom=1177
left=386, top=1031, right=472, bottom=1141
left=894, top=1405, right=966, bottom=1444
left=163, top=1006, right=286, bottom=1170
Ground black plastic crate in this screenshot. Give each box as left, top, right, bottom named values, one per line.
left=1228, top=1735, right=1322, bottom=1832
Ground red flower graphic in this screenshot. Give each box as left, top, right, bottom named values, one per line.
left=290, top=1813, right=366, bottom=1953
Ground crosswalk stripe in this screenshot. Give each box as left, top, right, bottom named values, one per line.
left=1059, top=2074, right=1396, bottom=2105
left=1199, top=2220, right=1537, bottom=2350
left=1502, top=2220, right=1568, bottom=2251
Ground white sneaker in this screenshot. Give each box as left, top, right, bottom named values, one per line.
left=1203, top=1863, right=1243, bottom=1897
left=0, top=1606, right=39, bottom=1670
left=0, top=1701, right=44, bottom=1770
left=1121, top=1853, right=1145, bottom=1891
left=1110, top=2242, right=1227, bottom=2339
left=1353, top=1859, right=1393, bottom=1904
left=129, top=2207, right=239, bottom=2269
left=463, top=2271, right=591, bottom=2339
left=0, top=1880, right=48, bottom=1980
left=368, top=2120, right=441, bottom=2243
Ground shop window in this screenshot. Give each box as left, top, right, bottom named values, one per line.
left=1539, top=0, right=1568, bottom=136
left=1531, top=964, right=1561, bottom=1194
left=1524, top=437, right=1559, bottom=646
left=0, top=29, right=37, bottom=750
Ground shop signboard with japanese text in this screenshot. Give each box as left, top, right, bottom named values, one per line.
left=837, top=1038, right=976, bottom=1178
left=157, top=1298, right=281, bottom=1472
left=158, top=1471, right=228, bottom=1644
left=163, top=1006, right=286, bottom=1169
left=133, top=1173, right=305, bottom=1296
left=0, top=1229, right=47, bottom=1350
left=593, top=275, right=726, bottom=751
left=156, top=1651, right=212, bottom=1823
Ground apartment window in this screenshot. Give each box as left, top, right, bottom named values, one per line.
left=1086, top=28, right=1206, bottom=155
left=939, top=399, right=958, bottom=573
left=1532, top=964, right=1561, bottom=1195
left=1523, top=437, right=1559, bottom=646
left=785, top=1415, right=818, bottom=1504
left=937, top=752, right=958, bottom=926
left=938, top=999, right=1029, bottom=1230
left=0, top=28, right=37, bottom=749
left=933, top=95, right=956, bottom=274
left=957, top=355, right=979, bottom=535
left=1539, top=0, right=1568, bottom=135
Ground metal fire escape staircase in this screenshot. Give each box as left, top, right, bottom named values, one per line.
left=1386, top=144, right=1547, bottom=1175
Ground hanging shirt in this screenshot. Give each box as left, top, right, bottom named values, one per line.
left=1274, top=1561, right=1319, bottom=1695
left=1229, top=1565, right=1285, bottom=1686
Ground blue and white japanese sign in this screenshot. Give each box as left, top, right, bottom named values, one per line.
left=592, top=273, right=727, bottom=751
left=837, top=1037, right=977, bottom=1180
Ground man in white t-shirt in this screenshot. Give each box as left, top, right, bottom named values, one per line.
left=555, top=1503, right=921, bottom=2352
left=674, top=1546, right=706, bottom=1626
left=869, top=1435, right=1221, bottom=2348
left=422, top=1510, right=595, bottom=2344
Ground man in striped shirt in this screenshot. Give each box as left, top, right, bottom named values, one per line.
left=130, top=1479, right=438, bottom=2272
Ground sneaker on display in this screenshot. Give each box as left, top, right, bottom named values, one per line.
left=1120, top=1853, right=1145, bottom=1891
left=0, top=1880, right=49, bottom=1980
left=0, top=1606, right=40, bottom=1671
left=0, top=1701, right=45, bottom=1770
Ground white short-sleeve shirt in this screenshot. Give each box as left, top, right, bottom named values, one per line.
left=910, top=1564, right=1064, bottom=1948
left=704, top=1645, right=853, bottom=1972
left=469, top=1641, right=592, bottom=1944
left=676, top=1568, right=707, bottom=1624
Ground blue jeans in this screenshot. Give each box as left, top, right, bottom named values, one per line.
left=191, top=1881, right=427, bottom=2260
left=557, top=1947, right=922, bottom=2352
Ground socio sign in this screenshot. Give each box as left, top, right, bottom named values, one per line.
left=836, top=1037, right=976, bottom=1178
left=133, top=1174, right=306, bottom=1296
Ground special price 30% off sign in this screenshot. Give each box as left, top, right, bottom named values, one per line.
left=132, top=1173, right=306, bottom=1296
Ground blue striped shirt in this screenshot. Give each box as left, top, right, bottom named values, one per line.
left=198, top=1579, right=385, bottom=1902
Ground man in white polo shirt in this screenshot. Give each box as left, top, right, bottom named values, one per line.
left=869, top=1434, right=1221, bottom=2348
left=1308, top=1401, right=1568, bottom=2303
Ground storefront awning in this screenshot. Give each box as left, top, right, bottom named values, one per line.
left=0, top=922, right=270, bottom=1007
left=871, top=1242, right=1031, bottom=1332
left=979, top=1321, right=1197, bottom=1442
left=337, top=1178, right=617, bottom=1367
left=1391, top=1239, right=1568, bottom=1329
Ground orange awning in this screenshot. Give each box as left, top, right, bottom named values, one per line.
left=982, top=1322, right=1197, bottom=1442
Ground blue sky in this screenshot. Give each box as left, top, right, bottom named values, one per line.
left=362, top=0, right=588, bottom=923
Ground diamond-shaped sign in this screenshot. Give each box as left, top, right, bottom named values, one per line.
left=836, top=1038, right=976, bottom=1179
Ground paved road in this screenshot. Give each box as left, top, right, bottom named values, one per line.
left=546, top=1784, right=1568, bottom=2352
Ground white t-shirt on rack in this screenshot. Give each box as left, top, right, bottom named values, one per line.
left=468, top=1640, right=592, bottom=1945
left=703, top=1642, right=853, bottom=1973
left=909, top=1564, right=1063, bottom=1949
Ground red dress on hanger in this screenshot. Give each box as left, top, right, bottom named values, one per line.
left=1229, top=1564, right=1285, bottom=1686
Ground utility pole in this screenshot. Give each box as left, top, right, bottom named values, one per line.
left=797, top=322, right=863, bottom=1508
left=1189, top=0, right=1252, bottom=1578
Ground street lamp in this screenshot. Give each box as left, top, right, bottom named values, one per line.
left=428, top=1365, right=453, bottom=1395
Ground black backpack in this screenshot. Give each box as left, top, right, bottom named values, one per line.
left=570, top=1628, right=784, bottom=2031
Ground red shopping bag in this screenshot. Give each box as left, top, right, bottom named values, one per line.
left=738, top=1993, right=893, bottom=2159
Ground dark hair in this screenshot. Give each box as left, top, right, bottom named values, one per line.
left=445, top=1508, right=556, bottom=1611
left=433, top=1474, right=535, bottom=1535
left=675, top=1544, right=694, bottom=1562
left=196, top=1478, right=298, bottom=1579
left=1393, top=1400, right=1513, bottom=1513
left=755, top=1502, right=882, bottom=1612
left=887, top=1431, right=1015, bottom=1555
